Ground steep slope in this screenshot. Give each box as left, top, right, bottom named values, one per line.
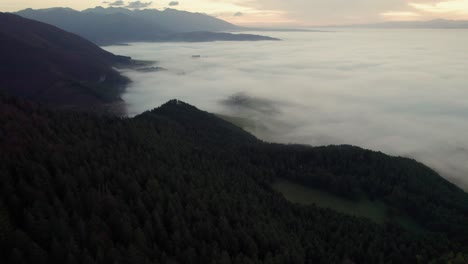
left=0, top=13, right=131, bottom=107
left=15, top=7, right=278, bottom=45
left=0, top=94, right=466, bottom=264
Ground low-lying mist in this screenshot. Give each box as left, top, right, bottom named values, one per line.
left=105, top=29, right=468, bottom=190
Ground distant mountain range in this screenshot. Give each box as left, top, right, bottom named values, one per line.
left=15, top=7, right=279, bottom=45
left=0, top=12, right=132, bottom=107
left=329, top=19, right=468, bottom=29
left=83, top=6, right=237, bottom=32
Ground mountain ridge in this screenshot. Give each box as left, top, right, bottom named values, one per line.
left=15, top=7, right=279, bottom=45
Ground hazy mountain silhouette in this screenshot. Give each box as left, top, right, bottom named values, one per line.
left=0, top=12, right=131, bottom=107
left=16, top=8, right=168, bottom=44
left=15, top=7, right=278, bottom=45
left=330, top=19, right=468, bottom=28
left=84, top=7, right=237, bottom=32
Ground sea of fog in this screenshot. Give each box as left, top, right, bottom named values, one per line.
left=104, top=29, right=468, bottom=190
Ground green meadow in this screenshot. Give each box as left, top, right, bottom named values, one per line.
left=273, top=178, right=424, bottom=232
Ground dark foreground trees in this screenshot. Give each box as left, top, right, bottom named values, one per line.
left=0, top=95, right=467, bottom=264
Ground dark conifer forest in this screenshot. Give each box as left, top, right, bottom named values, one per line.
left=1, top=94, right=467, bottom=264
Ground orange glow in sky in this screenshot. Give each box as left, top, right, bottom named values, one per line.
left=1, top=0, right=468, bottom=26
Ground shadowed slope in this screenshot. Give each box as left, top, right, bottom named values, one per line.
left=0, top=13, right=131, bottom=106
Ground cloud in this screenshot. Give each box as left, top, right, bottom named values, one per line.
left=226, top=0, right=468, bottom=25
left=126, top=1, right=153, bottom=9
left=233, top=11, right=244, bottom=17
left=231, top=0, right=410, bottom=24
left=380, top=11, right=422, bottom=20
left=103, top=0, right=154, bottom=10
left=104, top=0, right=126, bottom=7
left=409, top=0, right=468, bottom=14
left=104, top=32, right=468, bottom=191
left=168, top=1, right=179, bottom=6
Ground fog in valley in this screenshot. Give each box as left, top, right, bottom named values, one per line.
left=105, top=29, right=468, bottom=190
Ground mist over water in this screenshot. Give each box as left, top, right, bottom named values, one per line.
left=104, top=29, right=468, bottom=190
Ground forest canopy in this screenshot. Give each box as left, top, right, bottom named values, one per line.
left=0, top=94, right=467, bottom=264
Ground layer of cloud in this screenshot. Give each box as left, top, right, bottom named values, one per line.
left=206, top=0, right=468, bottom=25
left=103, top=0, right=126, bottom=6
left=380, top=11, right=422, bottom=20
left=233, top=11, right=243, bottom=17
left=104, top=30, right=468, bottom=191
left=410, top=0, right=468, bottom=15
left=168, top=1, right=179, bottom=6
left=126, top=1, right=153, bottom=9
left=2, top=0, right=468, bottom=25
left=103, top=1, right=153, bottom=9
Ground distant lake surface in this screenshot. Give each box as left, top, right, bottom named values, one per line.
left=104, top=29, right=468, bottom=190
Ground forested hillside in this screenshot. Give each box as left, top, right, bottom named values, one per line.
left=0, top=13, right=131, bottom=107
left=0, top=94, right=467, bottom=264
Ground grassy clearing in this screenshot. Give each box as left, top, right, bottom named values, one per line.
left=273, top=178, right=424, bottom=232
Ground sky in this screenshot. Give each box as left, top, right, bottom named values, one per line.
left=1, top=0, right=468, bottom=26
